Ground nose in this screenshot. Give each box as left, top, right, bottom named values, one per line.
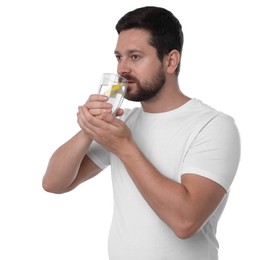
left=117, top=59, right=131, bottom=76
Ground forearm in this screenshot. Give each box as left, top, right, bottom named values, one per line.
left=118, top=142, right=194, bottom=238
left=43, top=130, right=93, bottom=193
left=80, top=112, right=224, bottom=239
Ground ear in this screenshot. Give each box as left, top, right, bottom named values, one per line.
left=165, top=50, right=180, bottom=74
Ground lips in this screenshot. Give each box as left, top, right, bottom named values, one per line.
left=122, top=74, right=136, bottom=82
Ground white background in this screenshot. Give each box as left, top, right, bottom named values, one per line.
left=1, top=0, right=279, bottom=259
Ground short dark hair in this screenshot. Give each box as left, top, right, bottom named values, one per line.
left=115, top=6, right=184, bottom=75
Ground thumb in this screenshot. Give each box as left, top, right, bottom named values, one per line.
left=115, top=108, right=124, bottom=117
left=101, top=111, right=116, bottom=124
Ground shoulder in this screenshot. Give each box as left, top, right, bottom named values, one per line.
left=190, top=99, right=239, bottom=130
left=194, top=110, right=241, bottom=162
left=187, top=99, right=241, bottom=154
left=119, top=107, right=142, bottom=122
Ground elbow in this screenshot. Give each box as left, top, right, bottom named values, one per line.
left=42, top=180, right=58, bottom=194
left=42, top=177, right=67, bottom=194
left=173, top=220, right=201, bottom=240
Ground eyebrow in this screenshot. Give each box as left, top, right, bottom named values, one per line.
left=114, top=49, right=144, bottom=55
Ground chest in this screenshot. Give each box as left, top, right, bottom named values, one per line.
left=128, top=117, right=194, bottom=181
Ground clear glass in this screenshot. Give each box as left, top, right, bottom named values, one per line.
left=98, top=73, right=127, bottom=115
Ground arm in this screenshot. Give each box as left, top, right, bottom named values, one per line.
left=79, top=110, right=227, bottom=239
left=117, top=141, right=226, bottom=239
left=42, top=94, right=113, bottom=194
left=42, top=130, right=102, bottom=194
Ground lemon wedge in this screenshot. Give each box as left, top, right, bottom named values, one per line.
left=103, top=83, right=123, bottom=97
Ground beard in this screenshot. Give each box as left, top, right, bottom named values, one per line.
left=123, top=67, right=166, bottom=102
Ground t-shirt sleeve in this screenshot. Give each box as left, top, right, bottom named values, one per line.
left=181, top=114, right=241, bottom=191
left=86, top=141, right=110, bottom=170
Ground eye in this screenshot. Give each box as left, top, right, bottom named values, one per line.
left=131, top=54, right=140, bottom=60
left=115, top=55, right=122, bottom=62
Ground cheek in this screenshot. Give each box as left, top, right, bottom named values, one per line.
left=139, top=59, right=161, bottom=76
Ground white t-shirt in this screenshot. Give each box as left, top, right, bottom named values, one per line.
left=87, top=98, right=241, bottom=260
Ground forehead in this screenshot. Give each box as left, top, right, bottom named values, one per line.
left=115, top=29, right=155, bottom=54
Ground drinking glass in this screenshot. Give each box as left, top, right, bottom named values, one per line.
left=98, top=73, right=127, bottom=115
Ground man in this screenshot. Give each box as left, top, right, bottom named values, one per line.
left=43, top=6, right=240, bottom=260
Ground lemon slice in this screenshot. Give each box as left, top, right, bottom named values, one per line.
left=103, top=83, right=123, bottom=97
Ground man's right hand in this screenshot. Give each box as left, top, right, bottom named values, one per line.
left=84, top=94, right=113, bottom=118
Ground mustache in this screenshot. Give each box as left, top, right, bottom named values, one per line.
left=121, top=74, right=138, bottom=82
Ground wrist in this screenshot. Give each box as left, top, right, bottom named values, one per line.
left=117, top=139, right=142, bottom=162
left=77, top=130, right=94, bottom=145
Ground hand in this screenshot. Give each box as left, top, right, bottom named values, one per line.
left=84, top=94, right=112, bottom=118
left=85, top=94, right=125, bottom=118
left=98, top=112, right=133, bottom=154
left=77, top=104, right=132, bottom=155
left=77, top=94, right=111, bottom=141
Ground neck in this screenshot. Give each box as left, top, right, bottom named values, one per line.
left=141, top=83, right=190, bottom=113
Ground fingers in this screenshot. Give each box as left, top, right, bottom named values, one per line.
left=77, top=94, right=125, bottom=140
left=78, top=105, right=99, bottom=128
left=115, top=108, right=124, bottom=117
left=77, top=105, right=130, bottom=154
left=88, top=107, right=112, bottom=116
left=101, top=110, right=115, bottom=123
left=85, top=94, right=112, bottom=116
left=77, top=105, right=110, bottom=132
left=87, top=94, right=108, bottom=102
left=101, top=110, right=123, bottom=127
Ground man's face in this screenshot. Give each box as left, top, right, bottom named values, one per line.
left=115, top=29, right=166, bottom=102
